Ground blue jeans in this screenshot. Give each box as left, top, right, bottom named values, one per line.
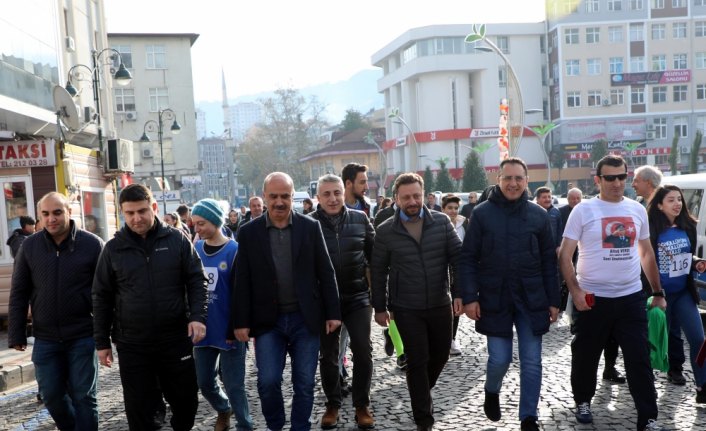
left=32, top=336, right=98, bottom=431
left=485, top=309, right=543, bottom=421
left=665, top=288, right=706, bottom=386
left=255, top=312, right=320, bottom=431
left=194, top=344, right=253, bottom=430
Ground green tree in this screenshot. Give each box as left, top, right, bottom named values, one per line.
left=590, top=139, right=608, bottom=167
left=549, top=146, right=566, bottom=192
left=462, top=151, right=488, bottom=191
left=669, top=135, right=680, bottom=175
left=435, top=160, right=455, bottom=192
left=340, top=109, right=366, bottom=131
left=689, top=130, right=704, bottom=174
left=423, top=166, right=435, bottom=195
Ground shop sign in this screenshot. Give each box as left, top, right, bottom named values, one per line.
left=0, top=139, right=56, bottom=168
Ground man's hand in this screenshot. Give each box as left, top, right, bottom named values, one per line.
left=464, top=302, right=481, bottom=320
left=12, top=345, right=27, bottom=352
left=375, top=311, right=390, bottom=327
left=188, top=321, right=207, bottom=344
left=650, top=295, right=667, bottom=311
left=325, top=320, right=341, bottom=334
left=98, top=348, right=113, bottom=368
left=571, top=288, right=592, bottom=311
left=453, top=298, right=464, bottom=316
left=234, top=328, right=250, bottom=342
left=549, top=306, right=559, bottom=323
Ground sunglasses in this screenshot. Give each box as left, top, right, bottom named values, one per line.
left=598, top=173, right=628, bottom=182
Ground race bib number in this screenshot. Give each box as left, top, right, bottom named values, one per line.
left=669, top=253, right=691, bottom=278
left=204, top=267, right=219, bottom=291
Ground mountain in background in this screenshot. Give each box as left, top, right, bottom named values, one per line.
left=197, top=68, right=384, bottom=137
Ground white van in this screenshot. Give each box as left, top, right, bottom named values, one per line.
left=659, top=173, right=706, bottom=307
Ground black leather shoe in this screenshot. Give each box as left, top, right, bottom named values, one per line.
left=520, top=417, right=540, bottom=431
left=416, top=424, right=433, bottom=431
left=383, top=329, right=394, bottom=356
left=483, top=390, right=501, bottom=422
left=668, top=369, right=687, bottom=385
left=603, top=367, right=626, bottom=384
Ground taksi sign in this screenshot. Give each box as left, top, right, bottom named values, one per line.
left=0, top=139, right=56, bottom=168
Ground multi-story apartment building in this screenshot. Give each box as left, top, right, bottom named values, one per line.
left=227, top=102, right=263, bottom=142
left=197, top=137, right=234, bottom=203
left=108, top=32, right=200, bottom=203
left=548, top=0, right=706, bottom=176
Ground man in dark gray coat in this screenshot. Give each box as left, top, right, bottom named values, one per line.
left=371, top=172, right=462, bottom=431
left=459, top=157, right=559, bottom=431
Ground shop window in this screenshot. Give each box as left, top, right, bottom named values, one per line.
left=80, top=189, right=107, bottom=240
left=1, top=178, right=35, bottom=261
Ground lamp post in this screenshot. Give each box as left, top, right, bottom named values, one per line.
left=525, top=120, right=564, bottom=191
left=139, top=109, right=182, bottom=215
left=65, top=48, right=132, bottom=153
left=388, top=107, right=421, bottom=172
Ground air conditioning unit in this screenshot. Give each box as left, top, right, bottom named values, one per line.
left=142, top=147, right=153, bottom=158
left=65, top=36, right=75, bottom=53
left=602, top=99, right=611, bottom=106
left=646, top=131, right=656, bottom=140
left=105, top=138, right=135, bottom=174
left=125, top=111, right=137, bottom=121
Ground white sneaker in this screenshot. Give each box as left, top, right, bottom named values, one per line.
left=450, top=340, right=462, bottom=355
left=643, top=419, right=666, bottom=431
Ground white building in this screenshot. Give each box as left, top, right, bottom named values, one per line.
left=227, top=102, right=262, bottom=142
left=195, top=108, right=207, bottom=140
left=108, top=32, right=200, bottom=202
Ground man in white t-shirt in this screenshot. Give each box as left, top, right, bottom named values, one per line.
left=559, top=155, right=667, bottom=431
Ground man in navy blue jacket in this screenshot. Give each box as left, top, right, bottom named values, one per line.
left=233, top=172, right=341, bottom=431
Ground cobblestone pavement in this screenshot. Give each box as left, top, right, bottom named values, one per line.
left=2, top=315, right=705, bottom=430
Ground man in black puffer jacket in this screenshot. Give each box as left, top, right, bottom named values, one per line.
left=9, top=192, right=104, bottom=431
left=371, top=173, right=462, bottom=431
left=459, top=157, right=560, bottom=431
left=311, top=174, right=376, bottom=429
left=93, top=184, right=208, bottom=431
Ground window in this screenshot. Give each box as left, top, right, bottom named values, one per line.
left=552, top=63, right=559, bottom=80
left=80, top=189, right=107, bottom=240
left=653, top=118, right=667, bottom=139
left=696, top=52, right=706, bottom=69
left=540, top=35, right=546, bottom=53
left=586, top=27, right=600, bottom=43
left=496, top=36, right=509, bottom=54
left=565, top=59, right=580, bottom=76
left=673, top=85, right=688, bottom=102
left=611, top=89, right=625, bottom=105
left=567, top=91, right=581, bottom=107
left=609, top=26, right=624, bottom=42
left=148, top=87, right=169, bottom=111
left=610, top=57, right=624, bottom=73
left=587, top=58, right=602, bottom=75
left=114, top=88, right=135, bottom=112
left=672, top=0, right=685, bottom=6
left=110, top=44, right=132, bottom=69
left=565, top=28, right=579, bottom=44
left=631, top=0, right=644, bottom=9
left=585, top=0, right=600, bottom=12
left=608, top=0, right=623, bottom=10
left=652, top=55, right=666, bottom=71
left=652, top=24, right=666, bottom=40
left=673, top=53, right=688, bottom=69
left=696, top=22, right=706, bottom=37
left=673, top=23, right=687, bottom=38
left=630, top=23, right=644, bottom=41
left=630, top=56, right=646, bottom=72
left=588, top=90, right=602, bottom=106
left=498, top=66, right=507, bottom=87
left=631, top=87, right=645, bottom=104
left=696, top=0, right=706, bottom=6
left=653, top=0, right=665, bottom=8
left=146, top=45, right=166, bottom=69
left=652, top=86, right=667, bottom=103
left=1, top=179, right=34, bottom=261
left=674, top=116, right=688, bottom=137
left=697, top=84, right=706, bottom=100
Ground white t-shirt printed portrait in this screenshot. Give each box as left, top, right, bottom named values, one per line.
left=562, top=197, right=650, bottom=298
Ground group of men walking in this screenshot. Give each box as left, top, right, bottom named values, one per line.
left=5, top=154, right=689, bottom=431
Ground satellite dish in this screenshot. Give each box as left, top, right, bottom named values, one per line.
left=52, top=85, right=80, bottom=131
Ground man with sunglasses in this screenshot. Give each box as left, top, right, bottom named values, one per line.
left=559, top=155, right=667, bottom=431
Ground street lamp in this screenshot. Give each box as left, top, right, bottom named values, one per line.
left=388, top=107, right=421, bottom=172
left=139, top=109, right=182, bottom=215
left=64, top=48, right=132, bottom=154
left=524, top=118, right=564, bottom=191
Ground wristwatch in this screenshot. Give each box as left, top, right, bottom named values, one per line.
left=650, top=290, right=665, bottom=298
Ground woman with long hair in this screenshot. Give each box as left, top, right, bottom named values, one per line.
left=647, top=184, right=706, bottom=403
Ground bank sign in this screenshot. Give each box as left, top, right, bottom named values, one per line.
left=0, top=139, right=56, bottom=168
left=611, top=70, right=691, bottom=86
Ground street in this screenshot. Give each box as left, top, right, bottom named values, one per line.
left=1, top=315, right=705, bottom=430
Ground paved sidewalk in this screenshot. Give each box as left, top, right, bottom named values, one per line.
left=2, top=315, right=706, bottom=430
left=0, top=330, right=34, bottom=392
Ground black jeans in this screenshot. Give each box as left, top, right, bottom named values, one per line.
left=116, top=336, right=199, bottom=431
left=571, top=291, right=658, bottom=431
left=319, top=305, right=373, bottom=408
left=394, top=304, right=452, bottom=427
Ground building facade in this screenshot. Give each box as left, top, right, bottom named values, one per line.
left=108, top=32, right=200, bottom=203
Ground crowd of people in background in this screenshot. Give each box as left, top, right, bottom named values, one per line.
left=6, top=156, right=706, bottom=431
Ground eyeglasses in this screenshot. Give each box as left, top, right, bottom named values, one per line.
left=598, top=174, right=628, bottom=182
left=499, top=175, right=527, bottom=183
